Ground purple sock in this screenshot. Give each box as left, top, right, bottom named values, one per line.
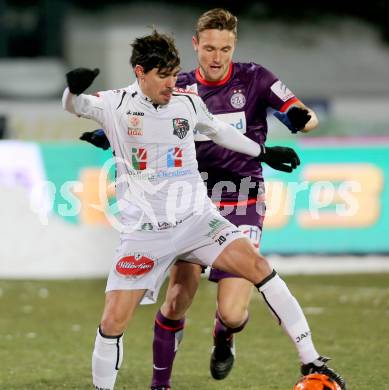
left=151, top=310, right=185, bottom=388
left=214, top=310, right=249, bottom=341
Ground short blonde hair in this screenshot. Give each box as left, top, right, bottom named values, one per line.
left=195, top=8, right=238, bottom=39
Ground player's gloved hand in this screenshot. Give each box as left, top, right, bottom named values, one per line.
left=80, top=129, right=110, bottom=150
left=256, top=145, right=300, bottom=173
left=66, top=67, right=100, bottom=95
left=273, top=106, right=311, bottom=134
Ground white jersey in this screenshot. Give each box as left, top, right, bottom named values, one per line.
left=63, top=81, right=261, bottom=234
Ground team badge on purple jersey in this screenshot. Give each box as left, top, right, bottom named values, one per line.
left=230, top=89, right=246, bottom=109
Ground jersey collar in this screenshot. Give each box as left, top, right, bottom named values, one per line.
left=130, top=80, right=167, bottom=110
left=195, top=62, right=233, bottom=86
left=132, top=81, right=153, bottom=104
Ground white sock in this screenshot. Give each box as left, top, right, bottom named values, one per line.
left=92, top=327, right=123, bottom=390
left=257, top=271, right=320, bottom=364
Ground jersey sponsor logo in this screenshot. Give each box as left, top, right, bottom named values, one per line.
left=194, top=111, right=247, bottom=142
left=174, top=87, right=198, bottom=95
left=167, top=147, right=183, bottom=168
left=230, top=89, right=246, bottom=109
left=206, top=218, right=230, bottom=238
left=128, top=129, right=143, bottom=136
left=139, top=212, right=194, bottom=231
left=185, top=83, right=198, bottom=94
left=115, top=254, right=154, bottom=277
left=270, top=80, right=294, bottom=102
left=157, top=212, right=194, bottom=230
left=126, top=110, right=144, bottom=116
left=141, top=222, right=154, bottom=231
left=172, top=118, right=190, bottom=139
left=157, top=221, right=174, bottom=230
left=131, top=147, right=147, bottom=170
left=156, top=168, right=192, bottom=178
left=128, top=115, right=143, bottom=136
left=216, top=111, right=246, bottom=134
left=129, top=115, right=141, bottom=126
left=208, top=218, right=225, bottom=229
left=239, top=224, right=261, bottom=248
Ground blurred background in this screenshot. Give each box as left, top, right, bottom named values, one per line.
left=1, top=2, right=389, bottom=389
left=1, top=0, right=389, bottom=275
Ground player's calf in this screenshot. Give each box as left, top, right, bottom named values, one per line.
left=216, top=277, right=252, bottom=328
left=151, top=310, right=185, bottom=389
left=92, top=326, right=123, bottom=390
left=255, top=270, right=320, bottom=365
left=210, top=311, right=248, bottom=380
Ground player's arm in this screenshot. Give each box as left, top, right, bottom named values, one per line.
left=264, top=74, right=318, bottom=134
left=290, top=101, right=318, bottom=132
left=194, top=96, right=300, bottom=172
left=62, top=67, right=105, bottom=123
left=80, top=129, right=111, bottom=150
left=274, top=101, right=318, bottom=134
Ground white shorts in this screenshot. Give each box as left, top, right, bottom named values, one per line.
left=106, top=205, right=244, bottom=304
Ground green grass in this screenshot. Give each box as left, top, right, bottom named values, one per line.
left=1, top=274, right=389, bottom=389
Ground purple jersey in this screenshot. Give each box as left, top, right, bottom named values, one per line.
left=176, top=62, right=298, bottom=201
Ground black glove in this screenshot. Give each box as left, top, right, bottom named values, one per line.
left=80, top=129, right=110, bottom=150
left=256, top=145, right=300, bottom=173
left=286, top=106, right=311, bottom=131
left=66, top=67, right=100, bottom=95
left=273, top=106, right=311, bottom=133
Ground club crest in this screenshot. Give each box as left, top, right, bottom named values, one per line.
left=230, top=90, right=246, bottom=109
left=172, top=118, right=190, bottom=139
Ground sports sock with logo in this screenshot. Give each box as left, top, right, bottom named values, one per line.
left=151, top=310, right=185, bottom=388
left=255, top=270, right=320, bottom=364
left=92, top=326, right=123, bottom=390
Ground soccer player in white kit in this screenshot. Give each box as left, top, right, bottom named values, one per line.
left=63, top=31, right=344, bottom=390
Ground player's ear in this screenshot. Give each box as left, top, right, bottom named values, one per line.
left=192, top=36, right=199, bottom=51
left=134, top=65, right=145, bottom=80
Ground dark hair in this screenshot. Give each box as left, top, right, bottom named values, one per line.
left=195, top=8, right=238, bottom=39
left=130, top=30, right=180, bottom=74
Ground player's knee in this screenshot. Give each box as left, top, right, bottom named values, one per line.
left=220, top=311, right=247, bottom=329
left=218, top=305, right=248, bottom=329
left=252, top=253, right=272, bottom=280
left=100, top=315, right=128, bottom=336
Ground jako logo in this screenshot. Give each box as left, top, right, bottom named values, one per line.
left=167, top=147, right=183, bottom=168
left=116, top=255, right=154, bottom=276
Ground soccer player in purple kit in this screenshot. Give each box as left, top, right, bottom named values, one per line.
left=80, top=9, right=346, bottom=390
left=149, top=8, right=343, bottom=390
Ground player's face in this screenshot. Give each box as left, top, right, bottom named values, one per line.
left=139, top=67, right=180, bottom=105
left=193, top=29, right=236, bottom=82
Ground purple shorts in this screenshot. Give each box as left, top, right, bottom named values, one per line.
left=208, top=199, right=265, bottom=282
